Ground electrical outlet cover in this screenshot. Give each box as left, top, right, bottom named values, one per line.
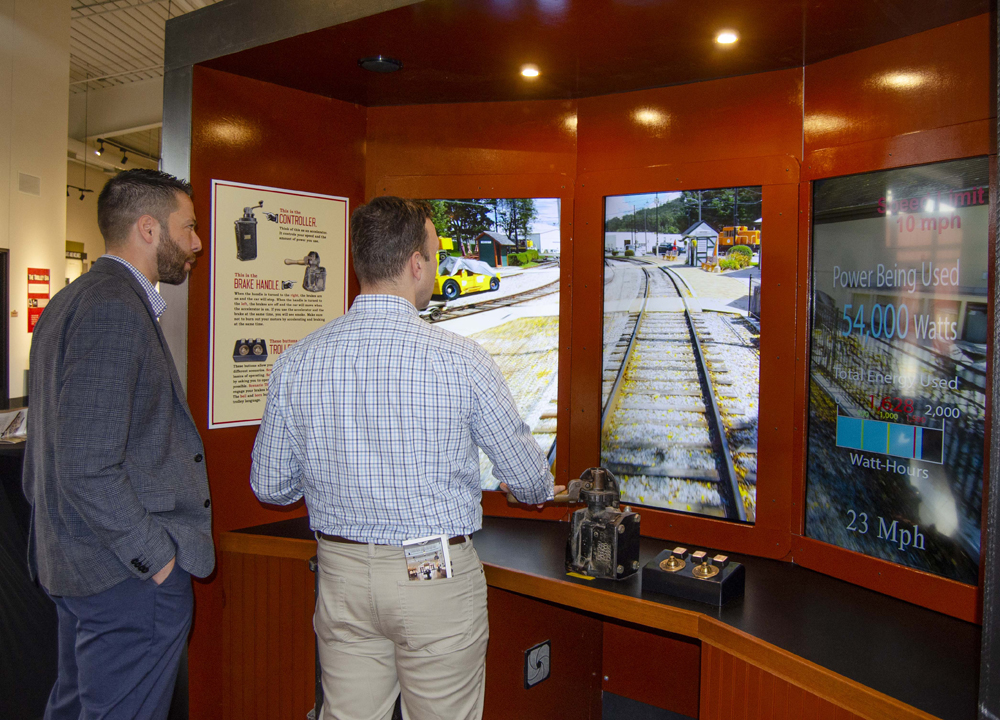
left=523, top=640, right=551, bottom=689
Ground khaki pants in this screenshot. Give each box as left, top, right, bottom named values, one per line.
left=315, top=537, right=489, bottom=720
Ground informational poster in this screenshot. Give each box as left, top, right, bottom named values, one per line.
left=209, top=180, right=348, bottom=429
left=805, top=158, right=988, bottom=584
left=27, top=267, right=50, bottom=332
left=425, top=198, right=561, bottom=488
left=602, top=188, right=762, bottom=522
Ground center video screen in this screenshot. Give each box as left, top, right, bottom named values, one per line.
left=425, top=198, right=561, bottom=489
left=602, top=188, right=762, bottom=523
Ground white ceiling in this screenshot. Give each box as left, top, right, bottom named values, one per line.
left=70, top=0, right=222, bottom=95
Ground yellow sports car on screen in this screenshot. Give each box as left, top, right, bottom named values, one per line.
left=433, top=251, right=500, bottom=300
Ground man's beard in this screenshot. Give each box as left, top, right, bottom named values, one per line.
left=157, top=228, right=196, bottom=285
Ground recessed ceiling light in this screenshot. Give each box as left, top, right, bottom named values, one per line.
left=358, top=55, right=403, bottom=73
left=520, top=64, right=540, bottom=78
left=716, top=31, right=738, bottom=45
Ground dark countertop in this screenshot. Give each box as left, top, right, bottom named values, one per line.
left=233, top=515, right=980, bottom=720
left=0, top=442, right=26, bottom=457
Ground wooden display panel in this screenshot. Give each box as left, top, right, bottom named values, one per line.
left=220, top=549, right=316, bottom=720
left=484, top=588, right=603, bottom=720
left=700, top=644, right=864, bottom=720
left=603, top=621, right=701, bottom=718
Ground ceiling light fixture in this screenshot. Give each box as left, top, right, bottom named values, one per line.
left=716, top=30, right=738, bottom=45
left=358, top=55, right=403, bottom=73
left=95, top=141, right=104, bottom=156
left=520, top=64, right=540, bottom=78
left=95, top=138, right=159, bottom=164
left=67, top=185, right=93, bottom=201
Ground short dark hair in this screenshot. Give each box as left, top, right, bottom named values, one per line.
left=351, top=197, right=434, bottom=286
left=97, top=169, right=192, bottom=248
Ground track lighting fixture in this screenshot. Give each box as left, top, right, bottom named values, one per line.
left=94, top=138, right=159, bottom=165
left=67, top=185, right=93, bottom=201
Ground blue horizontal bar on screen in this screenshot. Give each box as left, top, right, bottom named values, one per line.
left=835, top=415, right=943, bottom=464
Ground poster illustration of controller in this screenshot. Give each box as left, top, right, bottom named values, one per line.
left=805, top=157, right=988, bottom=584
left=209, top=180, right=348, bottom=428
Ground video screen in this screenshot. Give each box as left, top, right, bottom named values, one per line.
left=805, top=158, right=988, bottom=584
left=602, top=188, right=762, bottom=522
left=426, top=198, right=561, bottom=489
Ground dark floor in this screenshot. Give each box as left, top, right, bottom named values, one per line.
left=603, top=692, right=696, bottom=720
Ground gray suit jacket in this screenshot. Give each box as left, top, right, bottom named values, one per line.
left=22, top=257, right=214, bottom=596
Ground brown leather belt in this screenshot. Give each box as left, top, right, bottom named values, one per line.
left=317, top=532, right=468, bottom=546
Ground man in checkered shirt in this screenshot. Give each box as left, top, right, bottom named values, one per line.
left=250, top=196, right=555, bottom=720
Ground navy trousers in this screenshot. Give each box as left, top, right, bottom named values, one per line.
left=44, top=566, right=193, bottom=720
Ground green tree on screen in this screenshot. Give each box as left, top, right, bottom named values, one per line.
left=496, top=198, right=537, bottom=251
left=442, top=200, right=493, bottom=255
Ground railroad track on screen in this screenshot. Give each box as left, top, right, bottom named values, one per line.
left=601, top=262, right=746, bottom=521
left=425, top=279, right=560, bottom=323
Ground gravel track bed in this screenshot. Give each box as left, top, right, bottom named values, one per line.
left=601, top=262, right=739, bottom=518
left=692, top=312, right=760, bottom=520
left=619, top=475, right=725, bottom=516
left=469, top=316, right=559, bottom=489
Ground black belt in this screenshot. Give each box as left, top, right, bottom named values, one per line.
left=317, top=532, right=468, bottom=546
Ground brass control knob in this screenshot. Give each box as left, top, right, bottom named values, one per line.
left=692, top=552, right=720, bottom=579
left=659, top=546, right=688, bottom=573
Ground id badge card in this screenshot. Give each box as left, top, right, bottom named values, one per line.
left=402, top=534, right=452, bottom=581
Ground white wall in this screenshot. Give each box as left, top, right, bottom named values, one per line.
left=68, top=76, right=163, bottom=141
left=529, top=229, right=561, bottom=254
left=65, top=162, right=112, bottom=283
left=0, top=0, right=71, bottom=401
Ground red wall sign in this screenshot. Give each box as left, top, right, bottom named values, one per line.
left=27, top=267, right=50, bottom=333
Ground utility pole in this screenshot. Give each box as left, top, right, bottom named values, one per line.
left=631, top=204, right=636, bottom=251
left=643, top=205, right=647, bottom=255
left=655, top=193, right=660, bottom=255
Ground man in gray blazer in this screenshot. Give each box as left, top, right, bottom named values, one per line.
left=22, top=169, right=214, bottom=720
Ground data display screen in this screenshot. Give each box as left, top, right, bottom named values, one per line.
left=602, top=188, right=762, bottom=523
left=805, top=158, right=989, bottom=583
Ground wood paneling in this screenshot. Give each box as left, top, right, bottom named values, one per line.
left=366, top=99, right=578, bottom=196
left=576, top=69, right=803, bottom=173
left=485, top=561, right=949, bottom=720
left=220, top=550, right=316, bottom=720
left=484, top=588, right=603, bottom=720
left=803, top=16, right=992, bottom=156
left=187, top=65, right=368, bottom=720
left=219, top=529, right=945, bottom=720
left=603, top=622, right=701, bottom=717
left=701, top=644, right=864, bottom=720
left=197, top=0, right=987, bottom=107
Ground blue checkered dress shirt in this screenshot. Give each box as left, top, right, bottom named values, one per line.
left=101, top=254, right=167, bottom=319
left=250, top=294, right=554, bottom=543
